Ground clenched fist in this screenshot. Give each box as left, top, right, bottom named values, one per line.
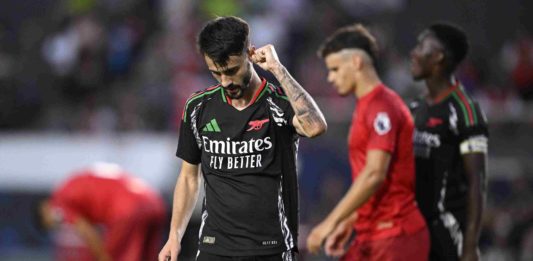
left=249, top=44, right=283, bottom=73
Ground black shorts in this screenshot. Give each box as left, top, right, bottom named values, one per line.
left=428, top=214, right=465, bottom=261
left=196, top=251, right=297, bottom=261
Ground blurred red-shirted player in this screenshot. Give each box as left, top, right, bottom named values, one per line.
left=36, top=162, right=166, bottom=261
left=306, top=24, right=429, bottom=261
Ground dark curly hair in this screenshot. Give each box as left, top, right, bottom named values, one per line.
left=197, top=16, right=250, bottom=67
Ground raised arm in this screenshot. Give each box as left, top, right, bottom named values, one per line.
left=250, top=45, right=327, bottom=137
left=159, top=161, right=201, bottom=261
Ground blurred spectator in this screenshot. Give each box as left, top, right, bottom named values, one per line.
left=511, top=37, right=533, bottom=101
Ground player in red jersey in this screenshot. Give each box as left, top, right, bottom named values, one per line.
left=35, top=162, right=166, bottom=261
left=306, top=24, right=429, bottom=261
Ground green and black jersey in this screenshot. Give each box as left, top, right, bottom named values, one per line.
left=177, top=78, right=299, bottom=256
left=410, top=82, right=488, bottom=238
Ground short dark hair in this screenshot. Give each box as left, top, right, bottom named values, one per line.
left=197, top=16, right=250, bottom=67
left=318, top=24, right=379, bottom=63
left=428, top=22, right=469, bottom=72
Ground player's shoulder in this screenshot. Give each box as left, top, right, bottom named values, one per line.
left=184, top=84, right=222, bottom=108
left=447, top=86, right=485, bottom=121
left=369, top=85, right=407, bottom=112
left=186, top=84, right=222, bottom=103
left=383, top=85, right=408, bottom=103
left=263, top=81, right=289, bottom=102
left=57, top=171, right=92, bottom=191
left=448, top=86, right=479, bottom=112
left=447, top=86, right=482, bottom=110
left=181, top=84, right=222, bottom=122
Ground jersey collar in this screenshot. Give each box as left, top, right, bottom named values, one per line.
left=225, top=77, right=268, bottom=107
left=358, top=83, right=385, bottom=104
left=430, top=81, right=459, bottom=104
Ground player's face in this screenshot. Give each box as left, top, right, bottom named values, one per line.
left=324, top=52, right=357, bottom=96
left=410, top=30, right=444, bottom=80
left=205, top=53, right=253, bottom=99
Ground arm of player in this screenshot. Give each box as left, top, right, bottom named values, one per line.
left=324, top=212, right=357, bottom=257
left=461, top=152, right=487, bottom=261
left=73, top=217, right=112, bottom=261
left=159, top=161, right=201, bottom=261
left=306, top=150, right=390, bottom=254
left=250, top=44, right=327, bottom=137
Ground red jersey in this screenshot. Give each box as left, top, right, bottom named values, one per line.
left=50, top=164, right=166, bottom=261
left=51, top=166, right=162, bottom=225
left=348, top=84, right=426, bottom=241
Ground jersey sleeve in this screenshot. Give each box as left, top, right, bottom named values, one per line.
left=275, top=85, right=296, bottom=130
left=176, top=96, right=202, bottom=165
left=455, top=101, right=489, bottom=155
left=364, top=101, right=401, bottom=153
left=266, top=84, right=296, bottom=130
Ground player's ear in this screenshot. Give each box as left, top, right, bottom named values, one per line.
left=247, top=45, right=256, bottom=60
left=351, top=53, right=363, bottom=70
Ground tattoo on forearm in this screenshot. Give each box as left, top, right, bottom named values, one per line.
left=276, top=67, right=325, bottom=132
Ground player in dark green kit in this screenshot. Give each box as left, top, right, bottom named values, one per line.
left=159, top=16, right=327, bottom=261
left=410, top=23, right=488, bottom=261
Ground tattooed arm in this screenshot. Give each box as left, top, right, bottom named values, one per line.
left=272, top=65, right=328, bottom=137
left=250, top=44, right=327, bottom=137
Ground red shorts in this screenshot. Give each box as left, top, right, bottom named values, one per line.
left=341, top=227, right=429, bottom=261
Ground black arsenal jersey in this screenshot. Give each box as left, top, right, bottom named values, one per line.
left=176, top=79, right=299, bottom=256
left=410, top=82, right=488, bottom=226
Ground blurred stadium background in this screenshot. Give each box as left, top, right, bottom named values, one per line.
left=1, top=0, right=532, bottom=260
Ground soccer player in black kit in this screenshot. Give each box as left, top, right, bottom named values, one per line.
left=410, top=23, right=488, bottom=261
left=158, top=16, right=327, bottom=261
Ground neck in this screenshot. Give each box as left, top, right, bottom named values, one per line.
left=231, top=69, right=262, bottom=109
left=355, top=68, right=382, bottom=99
left=424, top=74, right=454, bottom=100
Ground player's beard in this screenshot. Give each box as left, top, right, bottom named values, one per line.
left=410, top=55, right=431, bottom=81
left=224, top=63, right=252, bottom=99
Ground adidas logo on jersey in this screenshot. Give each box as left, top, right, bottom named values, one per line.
left=203, top=118, right=221, bottom=132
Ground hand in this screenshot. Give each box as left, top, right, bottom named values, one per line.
left=306, top=220, right=336, bottom=255
left=249, top=44, right=283, bottom=73
left=324, top=218, right=354, bottom=257
left=460, top=247, right=480, bottom=261
left=158, top=236, right=181, bottom=261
